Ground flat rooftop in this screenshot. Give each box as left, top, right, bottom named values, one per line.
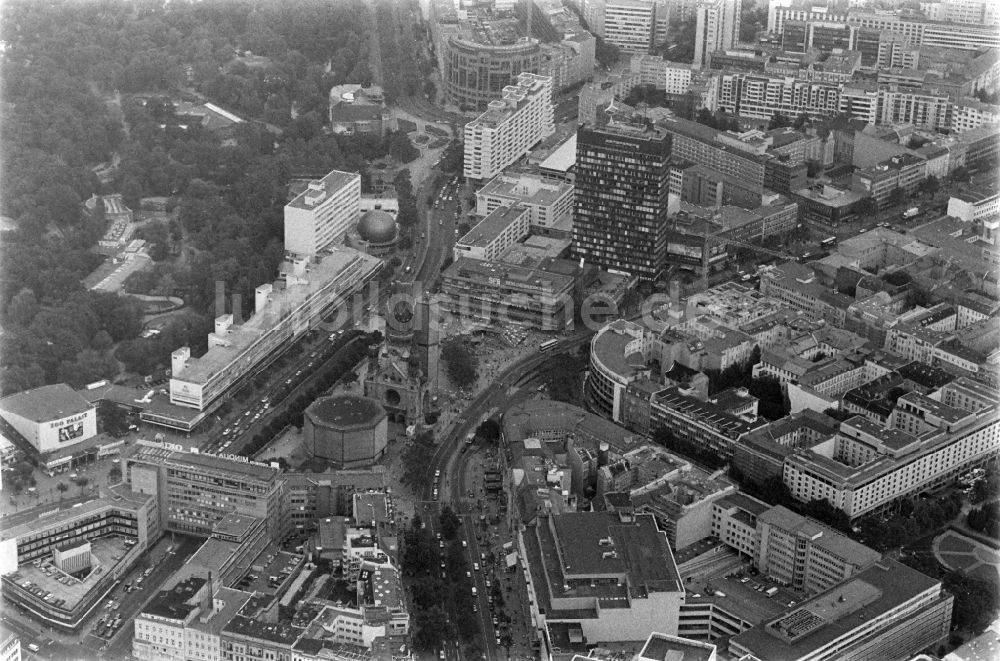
left=174, top=247, right=380, bottom=385
left=286, top=170, right=358, bottom=211
left=654, top=387, right=766, bottom=439
left=535, top=132, right=576, bottom=173
left=0, top=383, right=93, bottom=424
left=909, top=215, right=998, bottom=275
left=478, top=173, right=572, bottom=208
left=503, top=399, right=647, bottom=455
left=444, top=256, right=576, bottom=294
left=128, top=442, right=279, bottom=481
left=467, top=74, right=550, bottom=130
left=212, top=512, right=260, bottom=539
left=353, top=492, right=391, bottom=525
left=638, top=633, right=716, bottom=661
left=144, top=576, right=207, bottom=620
left=683, top=556, right=793, bottom=625
left=307, top=395, right=385, bottom=428
left=793, top=184, right=865, bottom=208
left=591, top=319, right=648, bottom=382
left=550, top=512, right=682, bottom=591
left=457, top=204, right=530, bottom=248
left=731, top=560, right=940, bottom=661
left=898, top=391, right=973, bottom=425
left=4, top=535, right=133, bottom=612
left=1, top=488, right=150, bottom=542
left=188, top=586, right=251, bottom=636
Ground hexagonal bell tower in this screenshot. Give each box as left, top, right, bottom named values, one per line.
left=363, top=281, right=426, bottom=426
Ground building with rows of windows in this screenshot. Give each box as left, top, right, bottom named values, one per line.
left=463, top=73, right=555, bottom=181
left=168, top=248, right=381, bottom=413
left=124, top=441, right=287, bottom=542
left=572, top=119, right=672, bottom=281
left=0, top=487, right=157, bottom=632
left=783, top=378, right=999, bottom=519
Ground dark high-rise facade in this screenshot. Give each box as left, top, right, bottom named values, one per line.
left=573, top=121, right=671, bottom=281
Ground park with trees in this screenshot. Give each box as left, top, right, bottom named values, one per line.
left=1, top=0, right=425, bottom=394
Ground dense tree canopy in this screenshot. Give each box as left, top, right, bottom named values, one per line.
left=0, top=0, right=419, bottom=393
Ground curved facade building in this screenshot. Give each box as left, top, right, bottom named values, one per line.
left=445, top=37, right=543, bottom=110
left=304, top=395, right=388, bottom=469
left=587, top=319, right=651, bottom=422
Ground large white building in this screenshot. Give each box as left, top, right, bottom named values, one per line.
left=453, top=204, right=531, bottom=262
left=475, top=171, right=574, bottom=229
left=0, top=385, right=97, bottom=454
left=783, top=379, right=1000, bottom=519
left=629, top=54, right=694, bottom=94
left=283, top=170, right=361, bottom=256
left=523, top=511, right=684, bottom=645
left=604, top=0, right=657, bottom=54
left=728, top=558, right=953, bottom=661
left=947, top=190, right=1000, bottom=222
left=693, top=0, right=741, bottom=69
left=464, top=72, right=555, bottom=180
left=169, top=248, right=381, bottom=411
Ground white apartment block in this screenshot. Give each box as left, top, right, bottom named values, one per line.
left=920, top=0, right=1000, bottom=25
left=693, top=0, right=741, bottom=69
left=950, top=103, right=1000, bottom=134
left=463, top=72, right=555, bottom=180
left=717, top=73, right=841, bottom=119
left=947, top=191, right=1000, bottom=223
left=475, top=171, right=574, bottom=228
left=629, top=54, right=694, bottom=94
left=604, top=0, right=657, bottom=54
left=453, top=204, right=531, bottom=262
left=284, top=170, right=361, bottom=256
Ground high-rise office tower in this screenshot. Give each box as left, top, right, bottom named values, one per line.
left=572, top=117, right=672, bottom=281
left=693, top=0, right=742, bottom=69
left=604, top=0, right=657, bottom=53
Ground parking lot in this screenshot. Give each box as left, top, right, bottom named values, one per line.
left=2, top=535, right=201, bottom=660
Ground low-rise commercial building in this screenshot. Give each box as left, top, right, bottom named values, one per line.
left=475, top=172, right=574, bottom=230
left=439, top=257, right=577, bottom=331
left=523, top=511, right=684, bottom=646
left=0, top=385, right=97, bottom=455
left=0, top=487, right=158, bottom=632
left=728, top=559, right=952, bottom=661
left=947, top=189, right=1000, bottom=223
left=454, top=205, right=531, bottom=262
left=851, top=153, right=927, bottom=210
left=168, top=248, right=381, bottom=412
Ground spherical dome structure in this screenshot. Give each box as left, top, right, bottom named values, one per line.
left=303, top=395, right=388, bottom=469
left=357, top=210, right=398, bottom=245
